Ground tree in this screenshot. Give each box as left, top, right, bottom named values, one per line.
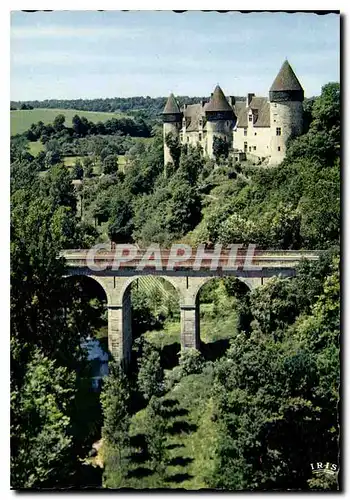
left=286, top=82, right=340, bottom=165
left=145, top=397, right=168, bottom=481
left=72, top=159, right=84, bottom=180
left=72, top=114, right=88, bottom=137
left=249, top=277, right=299, bottom=339
left=103, top=154, right=119, bottom=175
left=165, top=131, right=181, bottom=168
left=11, top=349, right=76, bottom=489
left=82, top=157, right=94, bottom=178
left=298, top=164, right=340, bottom=249
left=178, top=144, right=204, bottom=186
left=43, top=163, right=76, bottom=212
left=213, top=136, right=229, bottom=162
left=312, top=82, right=340, bottom=138
left=45, top=150, right=62, bottom=168
left=165, top=179, right=201, bottom=237
left=53, top=114, right=66, bottom=132
left=131, top=289, right=161, bottom=334
left=20, top=103, right=33, bottom=110
left=100, top=362, right=130, bottom=482
left=179, top=348, right=204, bottom=376
left=137, top=341, right=164, bottom=400
left=108, top=191, right=134, bottom=242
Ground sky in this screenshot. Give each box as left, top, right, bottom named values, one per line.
left=10, top=10, right=340, bottom=100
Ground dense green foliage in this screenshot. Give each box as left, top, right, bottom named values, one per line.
left=210, top=256, right=339, bottom=490
left=137, top=341, right=164, bottom=401
left=11, top=349, right=76, bottom=488
left=101, top=364, right=131, bottom=486
left=11, top=147, right=104, bottom=487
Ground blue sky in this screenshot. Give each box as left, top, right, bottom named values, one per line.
left=11, top=11, right=340, bottom=100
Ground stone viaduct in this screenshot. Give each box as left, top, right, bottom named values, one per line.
left=61, top=246, right=320, bottom=366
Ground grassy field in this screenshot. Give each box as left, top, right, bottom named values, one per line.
left=28, top=141, right=45, bottom=156
left=11, top=108, right=128, bottom=136
left=62, top=155, right=86, bottom=167
left=104, top=367, right=218, bottom=489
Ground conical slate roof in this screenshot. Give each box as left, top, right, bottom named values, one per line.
left=163, top=93, right=181, bottom=114
left=205, top=85, right=233, bottom=112
left=270, top=60, right=303, bottom=92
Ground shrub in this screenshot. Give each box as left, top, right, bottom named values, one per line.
left=179, top=348, right=204, bottom=376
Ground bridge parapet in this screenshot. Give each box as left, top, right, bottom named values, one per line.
left=60, top=248, right=321, bottom=273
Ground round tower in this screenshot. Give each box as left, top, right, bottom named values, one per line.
left=205, top=85, right=236, bottom=159
left=269, top=60, right=304, bottom=164
left=162, top=93, right=182, bottom=166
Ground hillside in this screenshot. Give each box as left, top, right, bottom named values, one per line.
left=10, top=82, right=340, bottom=491
left=10, top=108, right=128, bottom=136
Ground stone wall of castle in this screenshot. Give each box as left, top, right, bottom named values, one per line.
left=269, top=100, right=303, bottom=164
left=206, top=119, right=233, bottom=159
left=163, top=121, right=182, bottom=165
left=233, top=126, right=271, bottom=159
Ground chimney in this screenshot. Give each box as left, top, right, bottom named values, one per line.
left=246, top=93, right=255, bottom=107
left=228, top=96, right=236, bottom=107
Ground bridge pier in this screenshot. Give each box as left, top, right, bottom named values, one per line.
left=107, top=305, right=123, bottom=361
left=107, top=288, right=132, bottom=367
left=180, top=303, right=200, bottom=350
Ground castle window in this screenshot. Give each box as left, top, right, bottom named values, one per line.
left=199, top=133, right=202, bottom=141
left=253, top=146, right=257, bottom=151
left=187, top=136, right=189, bottom=143
left=249, top=146, right=251, bottom=152
left=244, top=128, right=247, bottom=136
left=199, top=119, right=203, bottom=126
left=254, top=132, right=257, bottom=136
left=244, top=142, right=248, bottom=152
left=249, top=115, right=253, bottom=122
left=278, top=146, right=281, bottom=151
left=276, top=127, right=281, bottom=136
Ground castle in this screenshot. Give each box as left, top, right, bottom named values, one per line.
left=162, top=60, right=304, bottom=166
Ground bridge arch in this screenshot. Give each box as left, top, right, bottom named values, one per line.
left=119, top=275, right=182, bottom=360
left=191, top=276, right=257, bottom=304
left=189, top=276, right=252, bottom=349
left=63, top=270, right=113, bottom=304
left=63, top=274, right=109, bottom=370
left=118, top=274, right=184, bottom=305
